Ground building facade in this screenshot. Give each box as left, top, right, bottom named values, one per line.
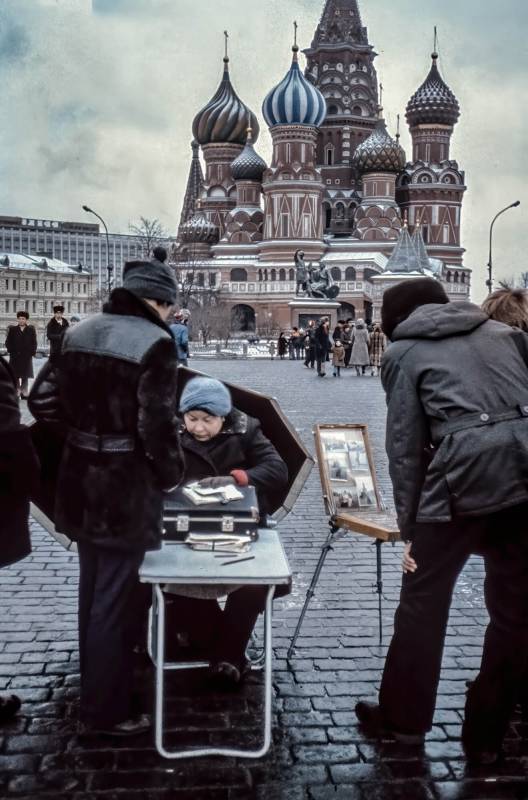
left=0, top=254, right=93, bottom=348
left=0, top=216, right=146, bottom=291
left=175, top=0, right=470, bottom=331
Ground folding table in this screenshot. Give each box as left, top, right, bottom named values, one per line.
left=139, top=529, right=292, bottom=759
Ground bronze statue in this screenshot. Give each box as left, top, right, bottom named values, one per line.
left=294, top=251, right=340, bottom=300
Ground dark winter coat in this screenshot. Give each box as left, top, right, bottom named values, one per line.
left=382, top=300, right=528, bottom=540
left=278, top=334, right=288, bottom=357
left=180, top=408, right=288, bottom=517
left=170, top=321, right=189, bottom=361
left=29, top=289, right=183, bottom=553
left=5, top=324, right=37, bottom=379
left=46, top=317, right=69, bottom=360
left=314, top=322, right=331, bottom=357
left=350, top=324, right=370, bottom=366
left=0, top=357, right=40, bottom=568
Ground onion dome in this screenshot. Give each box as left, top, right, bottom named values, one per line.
left=262, top=44, right=326, bottom=128
left=180, top=206, right=219, bottom=245
left=231, top=128, right=267, bottom=181
left=192, top=54, right=259, bottom=146
left=352, top=114, right=406, bottom=174
left=406, top=53, right=460, bottom=127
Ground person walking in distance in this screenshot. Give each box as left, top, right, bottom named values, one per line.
left=368, top=323, right=386, bottom=377
left=277, top=332, right=288, bottom=360
left=314, top=316, right=331, bottom=377
left=350, top=318, right=370, bottom=376
left=354, top=277, right=528, bottom=766
left=5, top=311, right=37, bottom=398
left=46, top=305, right=69, bottom=363
left=331, top=339, right=345, bottom=377
left=29, top=247, right=183, bottom=737
left=303, top=320, right=316, bottom=369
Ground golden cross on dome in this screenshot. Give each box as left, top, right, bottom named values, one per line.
left=433, top=26, right=438, bottom=58
left=224, top=30, right=229, bottom=63
left=294, top=20, right=298, bottom=47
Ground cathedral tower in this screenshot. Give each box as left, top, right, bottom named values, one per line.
left=191, top=36, right=260, bottom=239
left=260, top=34, right=327, bottom=261
left=396, top=40, right=466, bottom=264
left=303, top=0, right=379, bottom=235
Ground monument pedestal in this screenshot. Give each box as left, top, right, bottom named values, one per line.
left=289, top=299, right=341, bottom=330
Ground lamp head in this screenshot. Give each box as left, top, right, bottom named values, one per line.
left=512, top=200, right=521, bottom=208
left=82, top=205, right=92, bottom=213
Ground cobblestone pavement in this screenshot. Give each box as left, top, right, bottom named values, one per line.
left=1, top=358, right=527, bottom=799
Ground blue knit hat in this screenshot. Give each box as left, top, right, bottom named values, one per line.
left=179, top=377, right=232, bottom=417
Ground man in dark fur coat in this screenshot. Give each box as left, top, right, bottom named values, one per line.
left=0, top=356, right=40, bottom=722
left=29, top=248, right=183, bottom=736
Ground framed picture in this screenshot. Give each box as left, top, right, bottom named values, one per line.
left=314, top=423, right=382, bottom=517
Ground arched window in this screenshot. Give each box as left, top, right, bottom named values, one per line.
left=335, top=202, right=345, bottom=220
left=446, top=271, right=452, bottom=283
left=288, top=268, right=295, bottom=281
left=197, top=272, right=204, bottom=287
left=230, top=268, right=247, bottom=282
left=279, top=268, right=286, bottom=281
left=345, top=266, right=357, bottom=280
left=270, top=269, right=277, bottom=281
left=264, top=269, right=269, bottom=281
left=352, top=105, right=362, bottom=116
left=258, top=269, right=263, bottom=282
left=325, top=144, right=335, bottom=166
left=328, top=105, right=338, bottom=115
left=454, top=271, right=459, bottom=283
left=331, top=267, right=342, bottom=281
left=363, top=268, right=378, bottom=282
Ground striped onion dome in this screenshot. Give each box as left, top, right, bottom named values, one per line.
left=192, top=57, right=260, bottom=146
left=180, top=208, right=219, bottom=245
left=231, top=129, right=267, bottom=181
left=352, top=115, right=406, bottom=174
left=406, top=53, right=460, bottom=127
left=262, top=46, right=326, bottom=128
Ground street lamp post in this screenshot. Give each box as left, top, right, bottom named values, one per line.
left=82, top=205, right=113, bottom=295
left=486, top=201, right=521, bottom=294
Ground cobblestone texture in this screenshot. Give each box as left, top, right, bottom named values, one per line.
left=1, top=359, right=527, bottom=798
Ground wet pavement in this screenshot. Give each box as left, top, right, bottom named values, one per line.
left=1, top=358, right=527, bottom=799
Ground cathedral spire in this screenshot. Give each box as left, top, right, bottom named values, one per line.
left=178, top=140, right=204, bottom=237
left=310, top=0, right=368, bottom=47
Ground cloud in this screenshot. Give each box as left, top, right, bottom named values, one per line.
left=0, top=0, right=526, bottom=303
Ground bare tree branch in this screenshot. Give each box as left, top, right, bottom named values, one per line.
left=129, top=217, right=167, bottom=258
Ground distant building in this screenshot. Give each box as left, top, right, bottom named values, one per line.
left=0, top=216, right=146, bottom=290
left=175, top=0, right=470, bottom=331
left=0, top=253, right=92, bottom=348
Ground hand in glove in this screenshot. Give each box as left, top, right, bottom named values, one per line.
left=197, top=476, right=236, bottom=489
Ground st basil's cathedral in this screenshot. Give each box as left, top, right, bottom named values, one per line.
left=175, top=0, right=470, bottom=330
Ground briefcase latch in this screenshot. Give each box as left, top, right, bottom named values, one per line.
left=221, top=516, right=234, bottom=533
left=176, top=515, right=190, bottom=533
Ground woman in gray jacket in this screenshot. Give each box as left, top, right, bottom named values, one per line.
left=350, top=318, right=370, bottom=376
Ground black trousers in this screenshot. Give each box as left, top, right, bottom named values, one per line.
left=379, top=503, right=528, bottom=751
left=77, top=541, right=145, bottom=728
left=167, top=586, right=268, bottom=665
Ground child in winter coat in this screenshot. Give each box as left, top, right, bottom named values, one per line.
left=331, top=340, right=346, bottom=377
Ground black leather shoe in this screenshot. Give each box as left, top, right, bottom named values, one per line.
left=209, top=659, right=251, bottom=691
left=355, top=701, right=425, bottom=745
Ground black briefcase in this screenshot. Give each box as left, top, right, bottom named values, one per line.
left=162, top=485, right=260, bottom=541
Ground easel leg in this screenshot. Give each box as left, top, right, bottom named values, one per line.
left=287, top=524, right=340, bottom=660
left=375, top=538, right=383, bottom=646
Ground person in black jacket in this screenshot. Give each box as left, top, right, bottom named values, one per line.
left=314, top=316, right=331, bottom=377
left=46, top=305, right=69, bottom=363
left=5, top=311, right=37, bottom=398
left=303, top=320, right=317, bottom=369
left=355, top=278, right=528, bottom=766
left=0, top=356, right=40, bottom=722
left=167, top=376, right=288, bottom=688
left=29, top=250, right=183, bottom=736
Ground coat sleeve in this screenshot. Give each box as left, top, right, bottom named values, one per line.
left=28, top=361, right=66, bottom=428
left=381, top=350, right=430, bottom=541
left=0, top=358, right=40, bottom=498
left=242, top=420, right=288, bottom=495
left=5, top=327, right=13, bottom=352
left=137, top=337, right=184, bottom=490
left=30, top=326, right=37, bottom=356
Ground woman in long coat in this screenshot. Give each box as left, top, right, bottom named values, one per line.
left=369, top=323, right=386, bottom=376
left=350, top=318, right=370, bottom=376
left=277, top=332, right=288, bottom=359
left=5, top=311, right=37, bottom=398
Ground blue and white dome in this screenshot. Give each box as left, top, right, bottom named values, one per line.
left=262, top=46, right=326, bottom=129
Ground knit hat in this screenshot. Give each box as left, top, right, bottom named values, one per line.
left=179, top=377, right=232, bottom=417
left=123, top=246, right=177, bottom=305
left=381, top=277, right=449, bottom=340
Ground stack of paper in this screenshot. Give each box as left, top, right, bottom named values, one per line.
left=185, top=532, right=252, bottom=553
left=182, top=482, right=244, bottom=506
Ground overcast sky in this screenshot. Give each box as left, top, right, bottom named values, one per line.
left=0, top=0, right=526, bottom=301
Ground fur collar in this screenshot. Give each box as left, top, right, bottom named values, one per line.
left=103, top=288, right=171, bottom=335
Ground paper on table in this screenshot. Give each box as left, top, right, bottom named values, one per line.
left=185, top=532, right=252, bottom=553
left=182, top=482, right=244, bottom=506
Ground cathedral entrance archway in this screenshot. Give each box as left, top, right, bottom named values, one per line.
left=339, top=302, right=356, bottom=320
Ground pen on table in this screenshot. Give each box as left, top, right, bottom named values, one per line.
left=221, top=555, right=256, bottom=566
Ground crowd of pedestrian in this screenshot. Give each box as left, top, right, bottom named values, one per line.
left=275, top=317, right=386, bottom=377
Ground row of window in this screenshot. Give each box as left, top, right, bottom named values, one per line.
left=233, top=267, right=366, bottom=282
left=2, top=300, right=88, bottom=314
left=2, top=278, right=88, bottom=293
